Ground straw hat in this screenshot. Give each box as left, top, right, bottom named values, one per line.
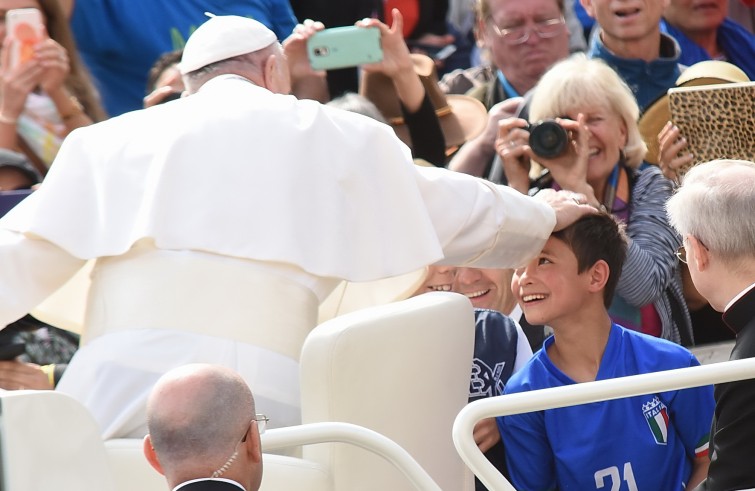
left=360, top=54, right=488, bottom=149
left=639, top=60, right=749, bottom=164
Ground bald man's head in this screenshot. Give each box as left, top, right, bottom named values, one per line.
left=145, top=364, right=259, bottom=487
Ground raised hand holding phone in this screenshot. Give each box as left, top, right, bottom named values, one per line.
left=357, top=10, right=425, bottom=114
left=0, top=9, right=47, bottom=125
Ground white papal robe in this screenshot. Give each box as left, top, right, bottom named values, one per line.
left=0, top=76, right=555, bottom=438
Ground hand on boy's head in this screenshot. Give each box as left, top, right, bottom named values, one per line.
left=535, top=188, right=597, bottom=232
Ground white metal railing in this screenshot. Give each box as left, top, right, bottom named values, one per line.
left=261, top=421, right=442, bottom=491
left=453, top=357, right=755, bottom=491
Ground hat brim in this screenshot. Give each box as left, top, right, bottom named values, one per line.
left=638, top=94, right=670, bottom=165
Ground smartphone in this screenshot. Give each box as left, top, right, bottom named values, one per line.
left=5, top=8, right=44, bottom=70
left=407, top=42, right=458, bottom=62
left=307, top=26, right=383, bottom=71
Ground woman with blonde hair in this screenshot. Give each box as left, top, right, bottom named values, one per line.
left=0, top=0, right=106, bottom=175
left=496, top=54, right=693, bottom=345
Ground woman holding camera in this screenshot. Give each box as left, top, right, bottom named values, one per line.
left=496, top=55, right=693, bottom=346
left=0, top=0, right=105, bottom=176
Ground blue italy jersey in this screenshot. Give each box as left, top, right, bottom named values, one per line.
left=498, top=324, right=714, bottom=491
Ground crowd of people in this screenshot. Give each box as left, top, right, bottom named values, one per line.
left=0, top=0, right=753, bottom=490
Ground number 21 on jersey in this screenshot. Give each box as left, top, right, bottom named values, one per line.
left=594, top=462, right=638, bottom=491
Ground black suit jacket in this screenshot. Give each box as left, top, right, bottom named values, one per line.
left=175, top=479, right=245, bottom=491
left=696, top=286, right=755, bottom=491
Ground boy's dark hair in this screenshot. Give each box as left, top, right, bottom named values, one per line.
left=552, top=213, right=628, bottom=307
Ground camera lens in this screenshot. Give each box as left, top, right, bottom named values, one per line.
left=528, top=120, right=568, bottom=159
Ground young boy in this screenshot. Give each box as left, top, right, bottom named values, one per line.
left=498, top=213, right=714, bottom=491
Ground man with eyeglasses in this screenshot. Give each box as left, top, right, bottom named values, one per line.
left=446, top=0, right=573, bottom=180
left=144, top=364, right=266, bottom=491
left=667, top=159, right=755, bottom=491
left=581, top=0, right=682, bottom=111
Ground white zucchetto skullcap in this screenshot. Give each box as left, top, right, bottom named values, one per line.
left=179, top=14, right=277, bottom=74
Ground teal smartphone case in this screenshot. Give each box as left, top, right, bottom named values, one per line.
left=307, top=26, right=383, bottom=71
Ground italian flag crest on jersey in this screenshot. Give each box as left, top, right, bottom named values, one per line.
left=642, top=396, right=669, bottom=445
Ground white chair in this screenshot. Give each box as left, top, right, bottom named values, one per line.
left=300, top=291, right=476, bottom=491
left=0, top=390, right=117, bottom=491
left=104, top=439, right=165, bottom=491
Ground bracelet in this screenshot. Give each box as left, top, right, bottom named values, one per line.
left=60, top=96, right=84, bottom=121
left=0, top=113, right=17, bottom=125
left=40, top=364, right=56, bottom=388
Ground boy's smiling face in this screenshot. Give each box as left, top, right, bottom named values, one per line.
left=512, top=236, right=595, bottom=327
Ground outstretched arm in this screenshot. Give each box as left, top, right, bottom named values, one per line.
left=414, top=166, right=593, bottom=268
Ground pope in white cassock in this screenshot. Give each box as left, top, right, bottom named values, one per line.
left=0, top=15, right=592, bottom=438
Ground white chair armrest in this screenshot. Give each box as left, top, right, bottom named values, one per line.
left=262, top=422, right=441, bottom=491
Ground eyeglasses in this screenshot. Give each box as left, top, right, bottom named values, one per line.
left=254, top=414, right=269, bottom=435
left=676, top=246, right=687, bottom=264
left=677, top=236, right=710, bottom=265
left=490, top=17, right=566, bottom=45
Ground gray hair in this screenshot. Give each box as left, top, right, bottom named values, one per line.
left=326, top=93, right=388, bottom=124
left=147, top=364, right=255, bottom=474
left=666, top=159, right=755, bottom=264
left=529, top=54, right=647, bottom=168
left=182, top=44, right=278, bottom=93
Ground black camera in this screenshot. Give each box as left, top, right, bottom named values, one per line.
left=526, top=119, right=569, bottom=159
